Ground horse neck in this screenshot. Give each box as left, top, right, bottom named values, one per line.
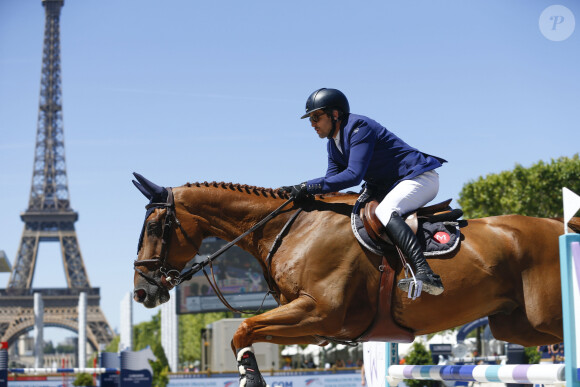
left=175, top=184, right=289, bottom=257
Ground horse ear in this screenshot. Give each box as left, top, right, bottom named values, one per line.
left=132, top=172, right=168, bottom=202
left=133, top=179, right=153, bottom=200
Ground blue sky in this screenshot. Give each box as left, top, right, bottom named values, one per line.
left=1, top=0, right=579, bottom=341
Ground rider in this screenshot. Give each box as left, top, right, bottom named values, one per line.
left=282, top=88, right=446, bottom=296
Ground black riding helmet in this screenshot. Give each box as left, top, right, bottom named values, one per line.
left=300, top=88, right=350, bottom=119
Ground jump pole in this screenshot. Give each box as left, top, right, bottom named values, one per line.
left=388, top=364, right=565, bottom=384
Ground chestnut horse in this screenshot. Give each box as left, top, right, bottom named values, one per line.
left=132, top=174, right=578, bottom=380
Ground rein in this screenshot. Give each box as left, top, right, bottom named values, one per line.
left=134, top=187, right=296, bottom=313
left=179, top=196, right=295, bottom=282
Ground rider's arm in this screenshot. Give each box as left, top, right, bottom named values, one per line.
left=325, top=149, right=343, bottom=178
left=306, top=122, right=376, bottom=194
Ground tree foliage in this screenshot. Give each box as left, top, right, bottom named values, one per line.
left=178, top=312, right=230, bottom=368
left=55, top=343, right=75, bottom=353
left=133, top=312, right=169, bottom=387
left=43, top=341, right=55, bottom=354
left=458, top=155, right=580, bottom=218
left=72, top=372, right=94, bottom=386
left=104, top=335, right=120, bottom=353
left=524, top=347, right=541, bottom=364
left=132, top=310, right=239, bottom=383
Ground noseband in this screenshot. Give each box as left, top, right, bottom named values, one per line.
left=134, top=188, right=200, bottom=289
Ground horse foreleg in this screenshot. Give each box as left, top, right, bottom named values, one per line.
left=232, top=296, right=329, bottom=387
left=232, top=295, right=328, bottom=351
left=230, top=335, right=325, bottom=355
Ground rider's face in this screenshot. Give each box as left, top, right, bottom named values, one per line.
left=310, top=110, right=337, bottom=139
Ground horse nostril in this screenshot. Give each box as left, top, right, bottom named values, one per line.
left=134, top=289, right=147, bottom=303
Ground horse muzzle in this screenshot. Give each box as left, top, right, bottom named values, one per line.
left=133, top=275, right=171, bottom=308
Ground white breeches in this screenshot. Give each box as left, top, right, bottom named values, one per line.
left=375, top=170, right=440, bottom=226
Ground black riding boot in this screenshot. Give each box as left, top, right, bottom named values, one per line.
left=384, top=212, right=444, bottom=296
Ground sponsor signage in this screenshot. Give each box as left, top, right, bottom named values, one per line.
left=169, top=371, right=361, bottom=387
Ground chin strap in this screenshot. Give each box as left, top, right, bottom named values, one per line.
left=327, top=116, right=339, bottom=139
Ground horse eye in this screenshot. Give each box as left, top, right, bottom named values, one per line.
left=147, top=222, right=162, bottom=237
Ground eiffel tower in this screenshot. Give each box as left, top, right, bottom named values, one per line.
left=0, top=0, right=113, bottom=351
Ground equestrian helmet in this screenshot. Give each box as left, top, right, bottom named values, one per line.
left=300, top=88, right=350, bottom=119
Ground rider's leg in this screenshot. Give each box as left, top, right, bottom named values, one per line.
left=376, top=170, right=440, bottom=217
left=375, top=170, right=444, bottom=296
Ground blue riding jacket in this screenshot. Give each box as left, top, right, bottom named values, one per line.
left=306, top=114, right=445, bottom=194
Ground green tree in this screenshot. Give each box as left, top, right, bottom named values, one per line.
left=104, top=335, right=120, bottom=353
left=524, top=347, right=541, bottom=364
left=404, top=342, right=438, bottom=387
left=458, top=154, right=580, bottom=218
left=43, top=341, right=55, bottom=354
left=133, top=312, right=169, bottom=387
left=55, top=343, right=75, bottom=353
left=179, top=312, right=230, bottom=368
left=72, top=372, right=94, bottom=386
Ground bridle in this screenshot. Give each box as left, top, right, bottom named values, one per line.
left=133, top=187, right=200, bottom=289
left=133, top=187, right=298, bottom=312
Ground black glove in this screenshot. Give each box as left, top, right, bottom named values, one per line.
left=280, top=182, right=308, bottom=200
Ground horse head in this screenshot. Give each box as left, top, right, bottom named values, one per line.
left=132, top=172, right=202, bottom=308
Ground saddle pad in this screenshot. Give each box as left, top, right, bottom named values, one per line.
left=351, top=190, right=462, bottom=257
left=351, top=198, right=384, bottom=256
left=418, top=220, right=461, bottom=257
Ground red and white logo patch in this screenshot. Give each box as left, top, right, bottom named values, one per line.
left=433, top=231, right=450, bottom=244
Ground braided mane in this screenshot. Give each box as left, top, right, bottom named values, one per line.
left=180, top=181, right=358, bottom=201
left=182, top=181, right=290, bottom=199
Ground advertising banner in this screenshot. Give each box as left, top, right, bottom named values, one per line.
left=169, top=371, right=361, bottom=387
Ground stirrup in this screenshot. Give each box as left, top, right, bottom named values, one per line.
left=398, top=263, right=423, bottom=299
left=398, top=264, right=444, bottom=297
left=399, top=273, right=444, bottom=296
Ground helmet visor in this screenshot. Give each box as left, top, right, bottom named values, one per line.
left=300, top=107, right=325, bottom=119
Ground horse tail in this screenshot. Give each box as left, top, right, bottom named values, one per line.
left=552, top=217, right=580, bottom=233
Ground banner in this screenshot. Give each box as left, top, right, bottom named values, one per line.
left=120, top=348, right=156, bottom=387
left=170, top=371, right=362, bottom=387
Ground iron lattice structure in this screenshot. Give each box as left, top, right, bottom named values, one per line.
left=1, top=0, right=113, bottom=349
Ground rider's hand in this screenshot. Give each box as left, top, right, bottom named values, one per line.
left=280, top=182, right=308, bottom=200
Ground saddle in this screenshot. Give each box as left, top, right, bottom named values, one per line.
left=352, top=196, right=464, bottom=343
left=361, top=199, right=456, bottom=245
